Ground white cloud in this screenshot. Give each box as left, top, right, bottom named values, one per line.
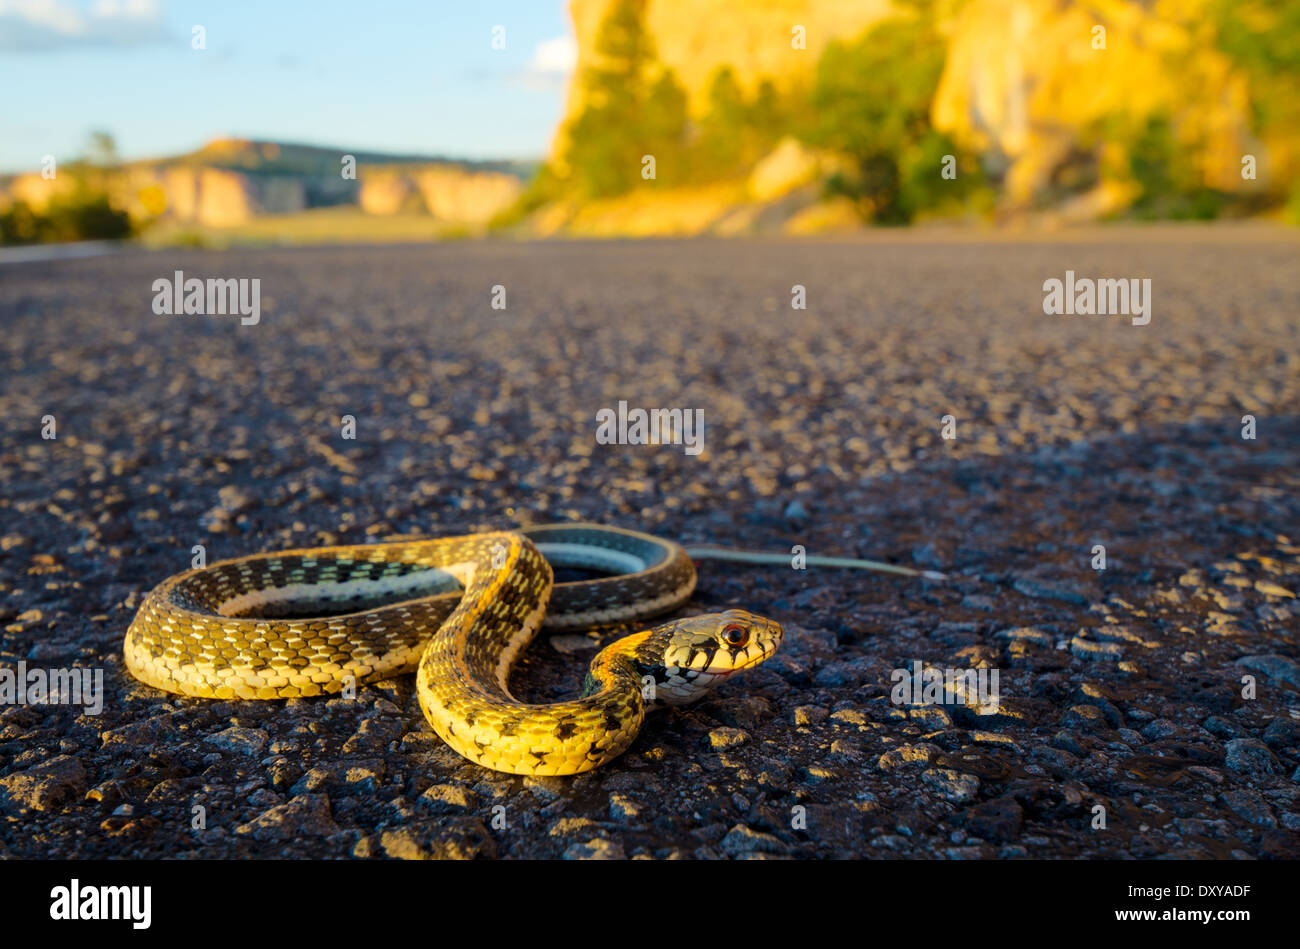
left=514, top=34, right=576, bottom=92
left=530, top=34, right=576, bottom=76
left=0, top=0, right=167, bottom=51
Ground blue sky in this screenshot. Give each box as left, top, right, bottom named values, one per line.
left=0, top=0, right=576, bottom=173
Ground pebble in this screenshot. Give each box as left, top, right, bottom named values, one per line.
left=707, top=727, right=750, bottom=749
left=0, top=755, right=86, bottom=812
left=1236, top=655, right=1300, bottom=688
left=1224, top=738, right=1278, bottom=776
left=719, top=824, right=790, bottom=856
left=380, top=820, right=496, bottom=860
left=877, top=743, right=941, bottom=770
left=235, top=793, right=340, bottom=841
left=563, top=838, right=626, bottom=860
left=922, top=768, right=981, bottom=803
left=419, top=784, right=475, bottom=814
left=608, top=793, right=642, bottom=821
left=206, top=726, right=270, bottom=757
left=793, top=705, right=829, bottom=726
left=1263, top=718, right=1300, bottom=749
left=1219, top=790, right=1276, bottom=828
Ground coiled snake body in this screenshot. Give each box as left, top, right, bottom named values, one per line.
left=124, top=524, right=784, bottom=775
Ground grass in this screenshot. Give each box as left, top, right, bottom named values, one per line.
left=139, top=206, right=475, bottom=248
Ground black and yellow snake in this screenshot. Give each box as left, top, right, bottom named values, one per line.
left=125, top=523, right=936, bottom=775
left=124, top=524, right=789, bottom=775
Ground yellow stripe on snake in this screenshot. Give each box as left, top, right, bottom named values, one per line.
left=124, top=524, right=784, bottom=776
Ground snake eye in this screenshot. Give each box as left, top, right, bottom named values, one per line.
left=721, top=624, right=749, bottom=648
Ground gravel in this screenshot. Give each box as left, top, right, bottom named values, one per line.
left=1, top=231, right=1298, bottom=858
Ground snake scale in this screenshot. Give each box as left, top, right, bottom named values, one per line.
left=124, top=524, right=785, bottom=775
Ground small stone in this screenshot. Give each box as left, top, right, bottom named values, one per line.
left=1141, top=718, right=1179, bottom=740
left=829, top=708, right=868, bottom=726
left=922, top=768, right=980, bottom=803
left=1236, top=655, right=1300, bottom=688
left=549, top=816, right=600, bottom=837
left=812, top=658, right=871, bottom=688
left=1255, top=580, right=1294, bottom=598
left=1224, top=738, right=1278, bottom=775
left=967, top=798, right=1023, bottom=842
left=877, top=743, right=940, bottom=770
left=609, top=793, right=642, bottom=821
left=1063, top=705, right=1107, bottom=730
left=793, top=705, right=829, bottom=726
left=235, top=793, right=339, bottom=841
left=0, top=755, right=86, bottom=812
left=341, top=760, right=385, bottom=792
left=291, top=767, right=332, bottom=794
left=1049, top=731, right=1086, bottom=756
left=1263, top=718, right=1300, bottom=749
left=380, top=820, right=496, bottom=860
left=100, top=714, right=179, bottom=748
left=829, top=738, right=864, bottom=758
left=1202, top=716, right=1242, bottom=740
left=1013, top=577, right=1090, bottom=606
left=994, top=627, right=1054, bottom=647
left=1219, top=790, right=1276, bottom=828
left=972, top=731, right=1022, bottom=752
left=1070, top=637, right=1123, bottom=661
left=719, top=824, right=790, bottom=856
left=909, top=706, right=953, bottom=729
left=419, top=784, right=474, bottom=814
left=564, top=837, right=626, bottom=860
left=782, top=499, right=809, bottom=523
left=206, top=726, right=269, bottom=757
left=707, top=727, right=750, bottom=749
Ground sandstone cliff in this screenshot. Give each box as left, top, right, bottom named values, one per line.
left=1, top=139, right=526, bottom=230
left=545, top=0, right=1294, bottom=231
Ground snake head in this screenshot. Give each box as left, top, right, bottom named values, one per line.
left=633, top=608, right=784, bottom=707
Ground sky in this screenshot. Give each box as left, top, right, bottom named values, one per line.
left=0, top=0, right=577, bottom=173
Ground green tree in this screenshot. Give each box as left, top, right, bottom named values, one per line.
left=0, top=187, right=131, bottom=246
left=562, top=0, right=688, bottom=197
left=1207, top=0, right=1300, bottom=219
left=0, top=200, right=44, bottom=244
left=691, top=70, right=797, bottom=181
left=695, top=67, right=748, bottom=173
left=806, top=10, right=982, bottom=223
left=85, top=131, right=120, bottom=167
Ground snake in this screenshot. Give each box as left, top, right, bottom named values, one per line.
left=123, top=524, right=788, bottom=776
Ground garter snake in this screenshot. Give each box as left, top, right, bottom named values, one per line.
left=124, top=524, right=785, bottom=775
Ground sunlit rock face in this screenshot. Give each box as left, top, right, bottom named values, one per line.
left=552, top=0, right=891, bottom=169
left=931, top=0, right=1265, bottom=210
left=549, top=0, right=1291, bottom=220
left=565, top=0, right=889, bottom=110
left=359, top=167, right=523, bottom=223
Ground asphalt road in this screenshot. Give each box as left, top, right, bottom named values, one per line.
left=1, top=230, right=1298, bottom=858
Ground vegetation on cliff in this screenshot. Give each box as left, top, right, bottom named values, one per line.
left=518, top=0, right=1300, bottom=231
left=0, top=136, right=132, bottom=245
